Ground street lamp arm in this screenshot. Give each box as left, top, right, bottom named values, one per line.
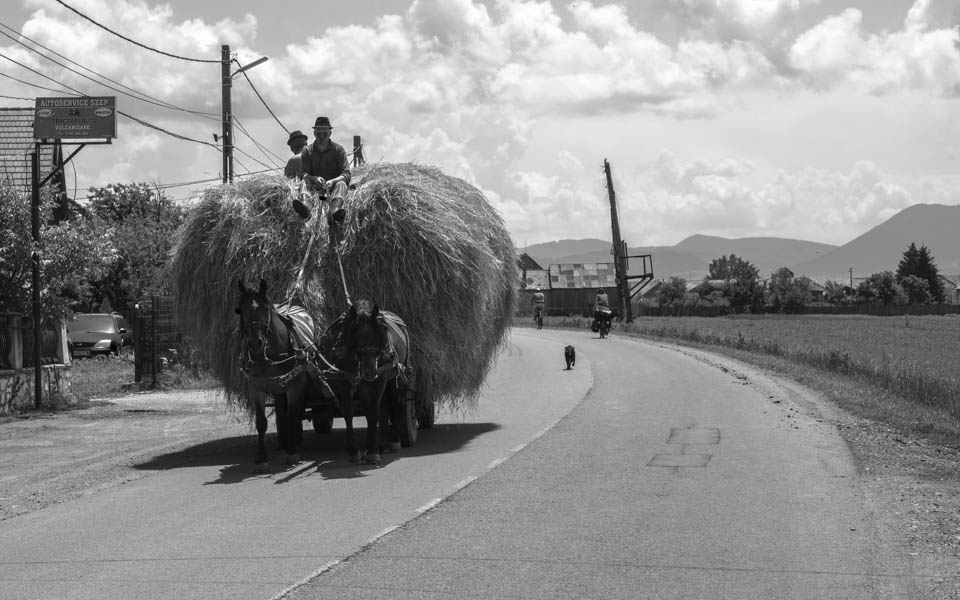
left=232, top=56, right=268, bottom=77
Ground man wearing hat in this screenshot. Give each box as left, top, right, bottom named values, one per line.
left=295, top=116, right=351, bottom=227
left=283, top=130, right=309, bottom=179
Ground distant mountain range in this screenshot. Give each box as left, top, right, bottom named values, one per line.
left=522, top=203, right=960, bottom=283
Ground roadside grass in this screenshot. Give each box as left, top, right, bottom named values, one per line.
left=69, top=355, right=217, bottom=402
left=528, top=313, right=960, bottom=448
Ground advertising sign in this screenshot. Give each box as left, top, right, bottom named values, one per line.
left=34, top=96, right=117, bottom=140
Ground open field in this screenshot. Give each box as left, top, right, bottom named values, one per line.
left=536, top=313, right=960, bottom=444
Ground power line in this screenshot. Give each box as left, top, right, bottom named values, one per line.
left=0, top=71, right=77, bottom=96
left=0, top=21, right=219, bottom=120
left=0, top=51, right=219, bottom=149
left=233, top=116, right=284, bottom=167
left=53, top=0, right=219, bottom=64
left=237, top=66, right=289, bottom=133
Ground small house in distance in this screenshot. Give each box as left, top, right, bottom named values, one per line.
left=547, top=262, right=619, bottom=316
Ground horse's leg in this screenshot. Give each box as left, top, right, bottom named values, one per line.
left=381, top=379, right=402, bottom=453
left=363, top=378, right=388, bottom=465
left=341, top=385, right=359, bottom=463
left=253, top=394, right=269, bottom=472
left=273, top=392, right=288, bottom=454
left=284, top=376, right=307, bottom=465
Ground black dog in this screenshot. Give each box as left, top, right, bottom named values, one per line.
left=564, top=345, right=576, bottom=370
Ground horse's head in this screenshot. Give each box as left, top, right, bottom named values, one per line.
left=236, top=280, right=276, bottom=359
left=344, top=299, right=388, bottom=383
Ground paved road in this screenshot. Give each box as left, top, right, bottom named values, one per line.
left=1, top=328, right=911, bottom=599
left=284, top=329, right=911, bottom=600
left=0, top=330, right=590, bottom=600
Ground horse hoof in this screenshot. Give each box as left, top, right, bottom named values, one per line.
left=383, top=442, right=401, bottom=454
left=253, top=461, right=269, bottom=473
left=365, top=453, right=381, bottom=465
left=283, top=453, right=299, bottom=466
left=348, top=452, right=361, bottom=464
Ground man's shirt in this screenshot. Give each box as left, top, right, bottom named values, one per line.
left=301, top=140, right=351, bottom=184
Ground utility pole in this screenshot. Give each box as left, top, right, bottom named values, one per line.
left=30, top=146, right=42, bottom=409
left=220, top=44, right=232, bottom=183
left=604, top=159, right=632, bottom=322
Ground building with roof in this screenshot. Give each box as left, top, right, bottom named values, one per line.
left=1, top=107, right=62, bottom=195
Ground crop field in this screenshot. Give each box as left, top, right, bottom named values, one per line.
left=542, top=313, right=960, bottom=421
left=625, top=314, right=960, bottom=418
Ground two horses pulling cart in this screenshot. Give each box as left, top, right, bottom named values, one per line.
left=235, top=280, right=434, bottom=471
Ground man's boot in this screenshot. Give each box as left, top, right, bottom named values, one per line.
left=328, top=196, right=345, bottom=224
left=292, top=193, right=314, bottom=221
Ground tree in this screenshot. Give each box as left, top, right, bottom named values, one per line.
left=0, top=182, right=115, bottom=319
left=766, top=267, right=812, bottom=313
left=86, top=183, right=185, bottom=309
left=708, top=254, right=758, bottom=282
left=706, top=255, right=762, bottom=313
left=896, top=242, right=943, bottom=303
left=857, top=271, right=906, bottom=306
left=657, top=277, right=687, bottom=308
left=822, top=280, right=849, bottom=304
left=899, top=275, right=932, bottom=304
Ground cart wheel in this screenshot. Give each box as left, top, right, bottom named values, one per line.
left=399, top=399, right=418, bottom=448
left=417, top=400, right=435, bottom=429
left=312, top=417, right=333, bottom=435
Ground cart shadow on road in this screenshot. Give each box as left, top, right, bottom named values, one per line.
left=133, top=422, right=500, bottom=486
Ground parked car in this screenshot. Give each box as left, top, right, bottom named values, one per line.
left=67, top=313, right=134, bottom=358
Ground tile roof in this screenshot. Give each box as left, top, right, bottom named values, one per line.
left=0, top=107, right=57, bottom=193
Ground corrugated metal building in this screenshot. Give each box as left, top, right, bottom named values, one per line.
left=545, top=262, right=619, bottom=316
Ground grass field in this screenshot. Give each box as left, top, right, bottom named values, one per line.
left=68, top=355, right=217, bottom=401
left=539, top=313, right=960, bottom=445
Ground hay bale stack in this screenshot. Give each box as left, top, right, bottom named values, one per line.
left=169, top=164, right=517, bottom=411
left=168, top=174, right=328, bottom=403
left=316, top=163, right=517, bottom=409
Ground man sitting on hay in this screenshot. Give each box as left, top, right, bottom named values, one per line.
left=292, top=116, right=351, bottom=229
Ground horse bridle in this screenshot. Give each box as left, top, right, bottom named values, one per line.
left=240, top=306, right=297, bottom=367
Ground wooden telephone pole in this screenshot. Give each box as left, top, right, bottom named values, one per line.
left=603, top=159, right=654, bottom=322
left=604, top=159, right=632, bottom=322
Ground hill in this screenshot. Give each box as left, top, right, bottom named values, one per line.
left=522, top=203, right=960, bottom=283
left=791, top=204, right=960, bottom=281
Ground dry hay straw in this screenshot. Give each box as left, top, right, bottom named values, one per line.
left=317, top=162, right=517, bottom=410
left=168, top=174, right=329, bottom=407
left=169, top=164, right=517, bottom=412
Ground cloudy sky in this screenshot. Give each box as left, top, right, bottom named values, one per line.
left=3, top=0, right=959, bottom=248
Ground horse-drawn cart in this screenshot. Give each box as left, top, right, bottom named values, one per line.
left=303, top=366, right=433, bottom=448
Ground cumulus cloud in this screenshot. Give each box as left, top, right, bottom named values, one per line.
left=788, top=6, right=960, bottom=95
left=4, top=0, right=957, bottom=246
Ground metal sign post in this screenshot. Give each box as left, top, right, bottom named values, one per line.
left=30, top=96, right=115, bottom=410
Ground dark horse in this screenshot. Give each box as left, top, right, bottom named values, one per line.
left=333, top=298, right=410, bottom=465
left=236, top=280, right=330, bottom=470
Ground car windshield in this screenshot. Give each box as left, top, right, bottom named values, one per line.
left=70, top=315, right=116, bottom=334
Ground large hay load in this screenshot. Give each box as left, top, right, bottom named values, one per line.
left=169, top=163, right=517, bottom=411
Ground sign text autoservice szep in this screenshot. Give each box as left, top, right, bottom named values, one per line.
left=34, top=96, right=117, bottom=140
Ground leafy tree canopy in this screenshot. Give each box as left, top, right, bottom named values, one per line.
left=896, top=242, right=943, bottom=303
left=0, top=182, right=115, bottom=320
left=85, top=183, right=185, bottom=310
left=708, top=254, right=759, bottom=282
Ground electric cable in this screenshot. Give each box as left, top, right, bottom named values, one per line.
left=233, top=116, right=284, bottom=167
left=0, top=22, right=219, bottom=119
left=236, top=65, right=289, bottom=133
left=52, top=0, right=219, bottom=64
left=0, top=71, right=76, bottom=96
left=1, top=51, right=219, bottom=149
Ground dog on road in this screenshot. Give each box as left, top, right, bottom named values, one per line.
left=564, top=345, right=576, bottom=370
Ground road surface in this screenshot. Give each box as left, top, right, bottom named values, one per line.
left=0, top=329, right=911, bottom=599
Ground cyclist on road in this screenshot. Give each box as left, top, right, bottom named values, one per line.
left=531, top=287, right=545, bottom=323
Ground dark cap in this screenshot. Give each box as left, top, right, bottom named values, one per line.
left=313, top=116, right=332, bottom=129
left=287, top=130, right=308, bottom=144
